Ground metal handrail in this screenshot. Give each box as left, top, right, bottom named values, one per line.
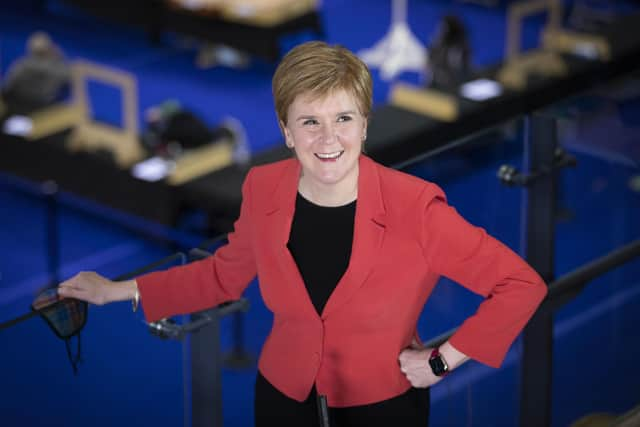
left=115, top=252, right=187, bottom=281
left=423, top=239, right=640, bottom=349
left=197, top=234, right=228, bottom=251
left=145, top=247, right=250, bottom=340
left=547, top=239, right=640, bottom=306
left=0, top=252, right=187, bottom=332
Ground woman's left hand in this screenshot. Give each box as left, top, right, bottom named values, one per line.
left=398, top=341, right=442, bottom=388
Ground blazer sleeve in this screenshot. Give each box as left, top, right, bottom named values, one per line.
left=421, top=185, right=547, bottom=368
left=136, top=169, right=258, bottom=322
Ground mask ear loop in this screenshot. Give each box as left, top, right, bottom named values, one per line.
left=64, top=333, right=82, bottom=375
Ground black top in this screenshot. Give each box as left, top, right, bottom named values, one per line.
left=261, top=194, right=430, bottom=422
left=287, top=193, right=356, bottom=315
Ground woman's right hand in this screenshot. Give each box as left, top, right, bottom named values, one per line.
left=57, top=271, right=136, bottom=305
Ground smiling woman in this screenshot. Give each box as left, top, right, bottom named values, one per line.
left=57, top=40, right=547, bottom=427
left=273, top=41, right=372, bottom=207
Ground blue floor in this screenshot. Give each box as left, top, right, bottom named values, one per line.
left=1, top=1, right=640, bottom=426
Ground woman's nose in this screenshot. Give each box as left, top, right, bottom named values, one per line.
left=320, top=123, right=337, bottom=144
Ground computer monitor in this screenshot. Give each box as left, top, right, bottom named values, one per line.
left=68, top=60, right=143, bottom=168
left=498, top=0, right=567, bottom=90
left=506, top=0, right=562, bottom=60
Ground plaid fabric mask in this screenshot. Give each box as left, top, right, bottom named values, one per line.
left=0, top=287, right=88, bottom=374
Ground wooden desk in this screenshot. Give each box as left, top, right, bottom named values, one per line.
left=59, top=0, right=323, bottom=61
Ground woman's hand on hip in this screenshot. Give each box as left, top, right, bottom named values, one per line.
left=398, top=342, right=442, bottom=388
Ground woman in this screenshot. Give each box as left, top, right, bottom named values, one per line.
left=58, top=41, right=547, bottom=426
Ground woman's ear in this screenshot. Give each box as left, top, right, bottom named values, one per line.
left=281, top=121, right=294, bottom=148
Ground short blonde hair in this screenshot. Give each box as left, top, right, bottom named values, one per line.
left=272, top=41, right=373, bottom=127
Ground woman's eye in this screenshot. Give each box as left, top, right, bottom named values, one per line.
left=337, top=115, right=352, bottom=122
left=303, top=119, right=318, bottom=126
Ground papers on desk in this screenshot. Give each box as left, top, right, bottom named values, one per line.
left=3, top=116, right=34, bottom=137
left=131, top=156, right=176, bottom=182
left=573, top=42, right=600, bottom=60
left=460, top=79, right=503, bottom=101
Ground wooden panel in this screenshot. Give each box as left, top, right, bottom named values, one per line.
left=390, top=84, right=459, bottom=122
left=167, top=0, right=318, bottom=27
left=27, top=104, right=82, bottom=140
left=169, top=142, right=234, bottom=185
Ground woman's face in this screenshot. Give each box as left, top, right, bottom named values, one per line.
left=282, top=89, right=367, bottom=194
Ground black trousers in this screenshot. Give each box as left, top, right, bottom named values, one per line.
left=254, top=372, right=430, bottom=427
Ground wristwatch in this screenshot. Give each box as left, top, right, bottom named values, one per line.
left=428, top=347, right=450, bottom=377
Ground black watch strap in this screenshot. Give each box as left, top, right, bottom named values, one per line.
left=428, top=347, right=450, bottom=377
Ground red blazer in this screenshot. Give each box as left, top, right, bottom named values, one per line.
left=137, top=155, right=547, bottom=407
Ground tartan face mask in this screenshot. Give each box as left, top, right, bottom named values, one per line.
left=32, top=287, right=87, bottom=339
left=31, top=287, right=87, bottom=374
left=0, top=287, right=88, bottom=374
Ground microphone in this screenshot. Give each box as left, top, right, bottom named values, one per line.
left=316, top=394, right=330, bottom=427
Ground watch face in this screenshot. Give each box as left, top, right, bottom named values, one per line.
left=429, top=355, right=448, bottom=376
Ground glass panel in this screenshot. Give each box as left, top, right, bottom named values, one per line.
left=0, top=179, right=49, bottom=309
left=551, top=73, right=640, bottom=426
left=0, top=187, right=188, bottom=427
left=404, top=117, right=527, bottom=426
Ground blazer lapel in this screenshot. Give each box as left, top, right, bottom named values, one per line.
left=321, top=156, right=387, bottom=319
left=263, top=159, right=319, bottom=317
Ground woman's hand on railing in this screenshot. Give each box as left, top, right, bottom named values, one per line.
left=58, top=271, right=137, bottom=306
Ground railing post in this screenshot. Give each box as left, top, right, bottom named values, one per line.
left=223, top=311, right=254, bottom=369
left=519, top=112, right=558, bottom=427
left=42, top=180, right=60, bottom=287
left=198, top=238, right=255, bottom=370
left=190, top=307, right=223, bottom=427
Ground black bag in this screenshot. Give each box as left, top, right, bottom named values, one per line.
left=426, top=15, right=472, bottom=91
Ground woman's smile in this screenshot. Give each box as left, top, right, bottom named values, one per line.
left=314, top=150, right=344, bottom=161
